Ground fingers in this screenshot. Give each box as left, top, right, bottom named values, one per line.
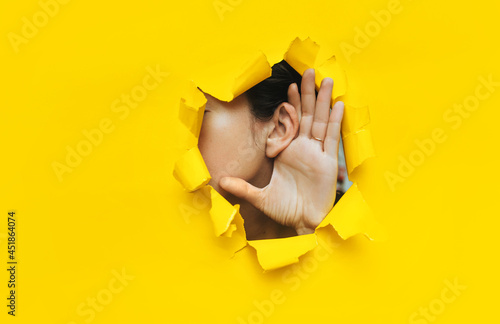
left=295, top=69, right=342, bottom=155
left=288, top=83, right=301, bottom=119
left=288, top=83, right=302, bottom=139
left=324, top=101, right=345, bottom=157
left=299, top=69, right=316, bottom=137
left=311, top=77, right=333, bottom=141
left=219, top=177, right=262, bottom=209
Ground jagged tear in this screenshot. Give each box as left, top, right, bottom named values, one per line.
left=173, top=37, right=385, bottom=271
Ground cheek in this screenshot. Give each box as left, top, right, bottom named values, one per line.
left=198, top=113, right=265, bottom=183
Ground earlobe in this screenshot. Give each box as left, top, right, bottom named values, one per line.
left=265, top=102, right=299, bottom=158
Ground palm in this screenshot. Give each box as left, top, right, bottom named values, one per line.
left=220, top=69, right=345, bottom=235
left=259, top=134, right=338, bottom=231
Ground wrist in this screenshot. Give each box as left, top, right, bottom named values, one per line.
left=295, top=226, right=316, bottom=235
left=295, top=209, right=331, bottom=235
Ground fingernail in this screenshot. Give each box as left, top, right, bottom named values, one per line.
left=323, top=77, right=333, bottom=85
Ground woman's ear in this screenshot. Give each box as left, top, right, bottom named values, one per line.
left=265, top=102, right=299, bottom=158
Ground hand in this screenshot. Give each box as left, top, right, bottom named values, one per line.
left=220, top=69, right=345, bottom=235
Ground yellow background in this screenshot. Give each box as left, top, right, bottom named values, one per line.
left=1, top=0, right=499, bottom=323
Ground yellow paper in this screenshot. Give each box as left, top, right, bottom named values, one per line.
left=173, top=36, right=382, bottom=271
left=318, top=182, right=386, bottom=241
left=2, top=1, right=497, bottom=323
left=178, top=81, right=207, bottom=138
left=192, top=51, right=272, bottom=102
left=173, top=146, right=211, bottom=192
left=248, top=234, right=318, bottom=271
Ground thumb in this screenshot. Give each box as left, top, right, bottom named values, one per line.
left=219, top=177, right=263, bottom=209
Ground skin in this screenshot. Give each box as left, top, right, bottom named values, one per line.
left=198, top=69, right=344, bottom=240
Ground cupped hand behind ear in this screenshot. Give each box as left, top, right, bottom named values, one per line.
left=220, top=69, right=345, bottom=235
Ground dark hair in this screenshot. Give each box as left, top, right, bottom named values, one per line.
left=245, top=60, right=304, bottom=121
left=245, top=60, right=345, bottom=204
